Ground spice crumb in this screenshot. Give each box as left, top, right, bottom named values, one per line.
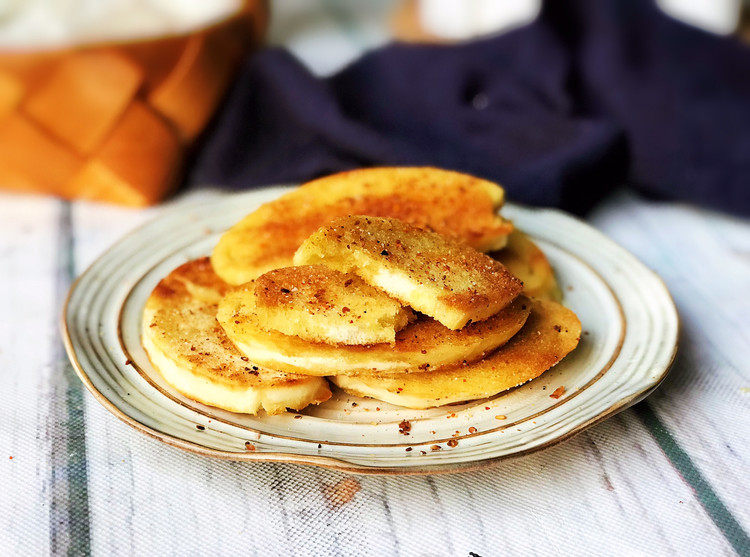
left=468, top=427, right=478, bottom=433
left=430, top=445, right=442, bottom=451
left=447, top=440, right=459, bottom=448
left=244, top=441, right=256, bottom=451
left=550, top=386, right=566, bottom=399
left=495, top=415, right=507, bottom=420
left=398, top=420, right=412, bottom=435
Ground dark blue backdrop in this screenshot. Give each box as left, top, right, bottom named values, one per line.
left=193, top=0, right=750, bottom=216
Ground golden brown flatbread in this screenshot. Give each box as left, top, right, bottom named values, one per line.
left=243, top=265, right=413, bottom=345
left=294, top=216, right=523, bottom=329
left=491, top=229, right=561, bottom=301
left=333, top=299, right=580, bottom=408
left=141, top=258, right=331, bottom=415
left=211, top=167, right=513, bottom=284
left=217, top=293, right=531, bottom=376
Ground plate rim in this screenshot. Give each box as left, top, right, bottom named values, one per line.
left=62, top=187, right=680, bottom=475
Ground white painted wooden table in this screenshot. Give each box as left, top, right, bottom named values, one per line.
left=2, top=2, right=750, bottom=555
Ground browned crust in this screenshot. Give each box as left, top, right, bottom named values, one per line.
left=302, top=216, right=522, bottom=321
left=389, top=296, right=530, bottom=354
left=253, top=265, right=395, bottom=316
left=213, top=167, right=513, bottom=278
left=221, top=293, right=531, bottom=375
left=248, top=193, right=512, bottom=269
left=144, top=258, right=319, bottom=388
left=336, top=299, right=582, bottom=402
left=490, top=229, right=562, bottom=301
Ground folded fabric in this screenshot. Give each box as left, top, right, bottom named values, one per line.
left=193, top=0, right=750, bottom=216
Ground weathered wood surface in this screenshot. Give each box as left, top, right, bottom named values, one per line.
left=1, top=2, right=749, bottom=555
left=1, top=189, right=747, bottom=556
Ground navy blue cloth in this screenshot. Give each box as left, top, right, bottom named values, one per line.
left=193, top=0, right=750, bottom=216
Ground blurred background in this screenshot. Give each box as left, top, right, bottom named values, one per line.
left=0, top=0, right=748, bottom=214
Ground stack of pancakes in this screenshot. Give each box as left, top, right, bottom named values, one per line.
left=142, top=168, right=580, bottom=414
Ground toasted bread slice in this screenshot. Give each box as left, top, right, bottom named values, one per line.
left=141, top=258, right=331, bottom=415
left=217, top=293, right=531, bottom=376
left=294, top=216, right=523, bottom=330
left=250, top=265, right=413, bottom=345
left=211, top=167, right=513, bottom=284
left=333, top=299, right=580, bottom=408
left=491, top=229, right=562, bottom=301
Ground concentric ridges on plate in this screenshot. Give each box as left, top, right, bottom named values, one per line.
left=63, top=189, right=677, bottom=470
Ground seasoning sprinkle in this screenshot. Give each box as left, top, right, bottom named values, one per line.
left=550, top=386, right=566, bottom=399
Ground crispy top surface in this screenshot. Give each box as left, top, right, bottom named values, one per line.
left=296, top=216, right=523, bottom=316
left=220, top=292, right=530, bottom=362
left=387, top=296, right=530, bottom=354
left=152, top=256, right=231, bottom=304
left=347, top=299, right=581, bottom=387
left=211, top=167, right=513, bottom=284
left=407, top=299, right=578, bottom=377
left=254, top=265, right=404, bottom=316
left=143, top=258, right=310, bottom=387
left=491, top=229, right=561, bottom=301
left=248, top=265, right=412, bottom=344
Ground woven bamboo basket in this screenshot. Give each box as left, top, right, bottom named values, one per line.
left=0, top=0, right=268, bottom=206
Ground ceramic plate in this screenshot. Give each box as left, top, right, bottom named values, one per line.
left=63, top=187, right=678, bottom=474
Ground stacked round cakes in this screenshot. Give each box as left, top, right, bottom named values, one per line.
left=142, top=168, right=580, bottom=414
